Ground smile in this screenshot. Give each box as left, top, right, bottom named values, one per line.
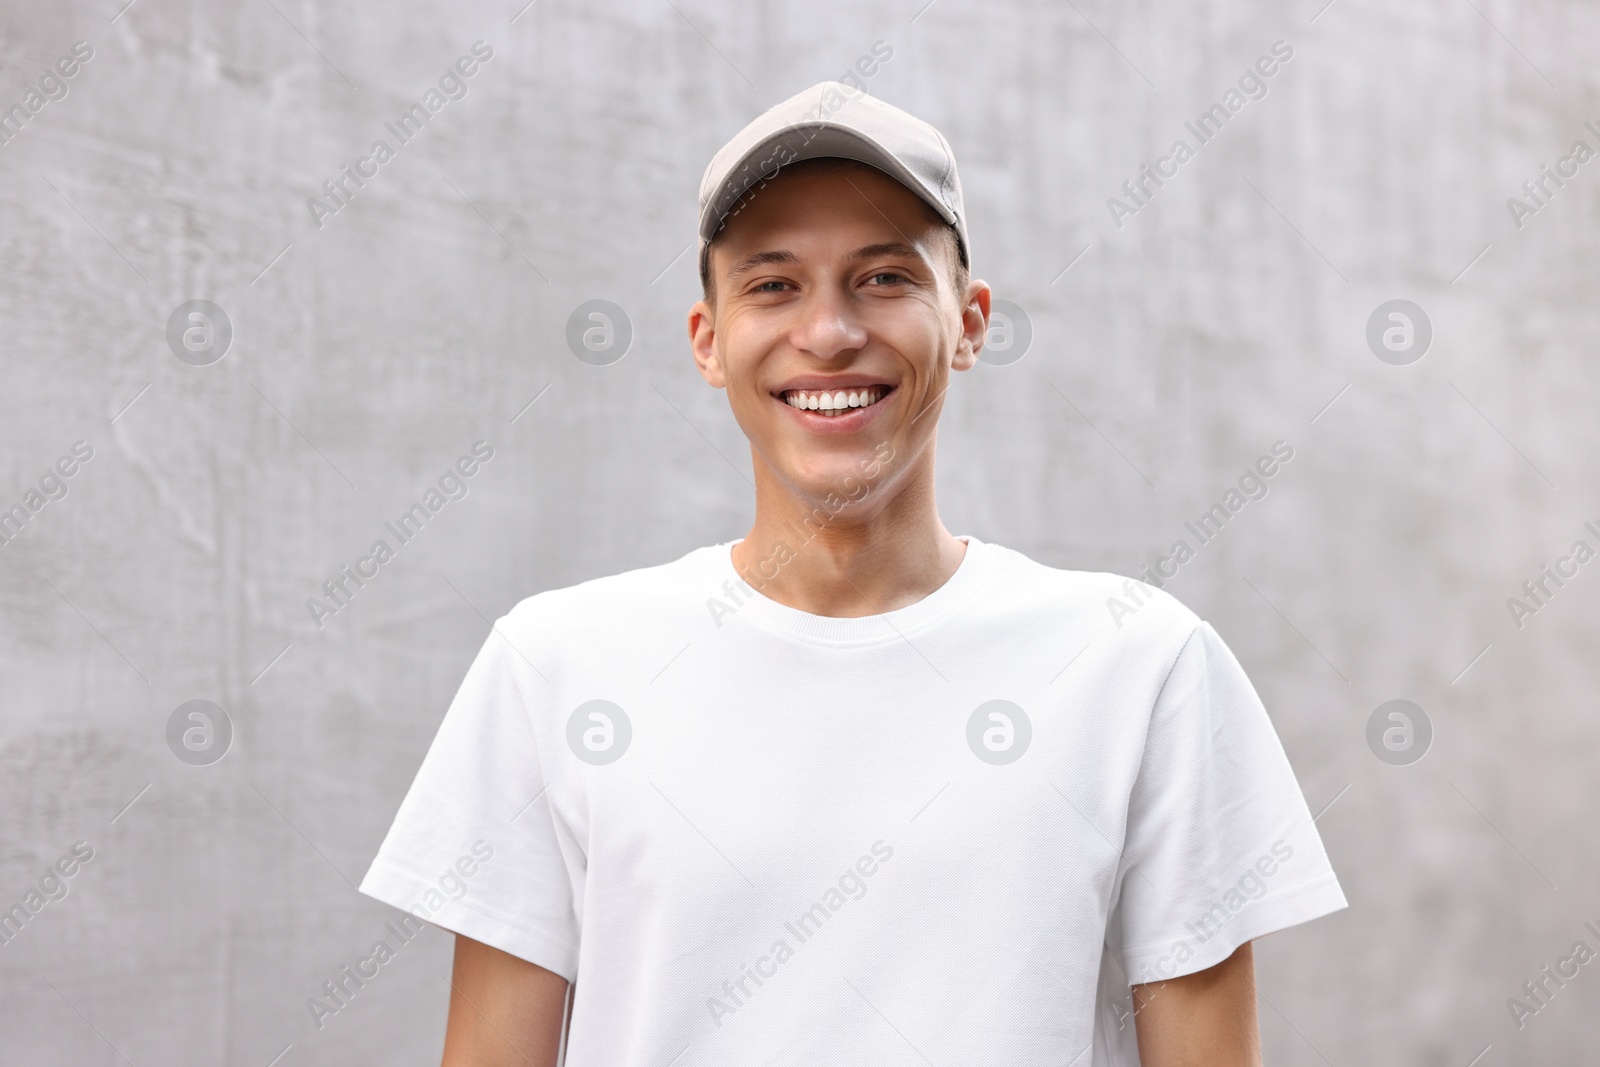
left=780, top=386, right=892, bottom=417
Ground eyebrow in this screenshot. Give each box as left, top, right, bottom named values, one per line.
left=725, top=242, right=926, bottom=280
left=726, top=249, right=800, bottom=279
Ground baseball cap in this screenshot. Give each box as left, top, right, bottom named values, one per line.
left=696, top=80, right=970, bottom=279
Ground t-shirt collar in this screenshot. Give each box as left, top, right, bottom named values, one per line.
left=708, top=534, right=996, bottom=646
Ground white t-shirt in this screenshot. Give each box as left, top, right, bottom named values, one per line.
left=360, top=535, right=1347, bottom=1065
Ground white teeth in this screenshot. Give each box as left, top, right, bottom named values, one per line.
left=784, top=387, right=886, bottom=413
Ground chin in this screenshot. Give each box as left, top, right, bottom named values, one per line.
left=777, top=447, right=891, bottom=501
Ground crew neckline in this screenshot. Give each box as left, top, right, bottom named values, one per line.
left=709, top=534, right=997, bottom=646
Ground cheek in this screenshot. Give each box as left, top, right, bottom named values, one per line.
left=718, top=313, right=784, bottom=390
left=713, top=340, right=776, bottom=431
left=716, top=334, right=759, bottom=396
left=888, top=313, right=954, bottom=384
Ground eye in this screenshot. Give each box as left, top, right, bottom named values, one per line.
left=866, top=271, right=907, bottom=286
left=751, top=280, right=790, bottom=293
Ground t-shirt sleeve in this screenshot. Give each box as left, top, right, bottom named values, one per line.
left=1107, top=620, right=1347, bottom=986
left=358, top=619, right=582, bottom=982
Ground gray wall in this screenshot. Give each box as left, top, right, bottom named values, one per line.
left=2, top=0, right=1595, bottom=1063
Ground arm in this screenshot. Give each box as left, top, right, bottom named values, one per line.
left=441, top=933, right=570, bottom=1067
left=1130, top=940, right=1262, bottom=1067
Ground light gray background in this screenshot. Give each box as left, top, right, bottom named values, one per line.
left=2, top=0, right=1595, bottom=1063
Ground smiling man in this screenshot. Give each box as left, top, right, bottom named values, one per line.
left=359, top=82, right=1347, bottom=1066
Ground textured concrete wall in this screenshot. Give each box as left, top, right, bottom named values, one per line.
left=2, top=0, right=1596, bottom=1063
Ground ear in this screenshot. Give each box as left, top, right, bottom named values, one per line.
left=688, top=299, right=726, bottom=388
left=952, top=279, right=992, bottom=372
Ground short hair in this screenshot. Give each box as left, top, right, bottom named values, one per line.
left=699, top=156, right=969, bottom=309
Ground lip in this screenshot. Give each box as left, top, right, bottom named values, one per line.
left=773, top=384, right=896, bottom=436
left=771, top=375, right=896, bottom=394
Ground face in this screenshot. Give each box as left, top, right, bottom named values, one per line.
left=688, top=165, right=989, bottom=510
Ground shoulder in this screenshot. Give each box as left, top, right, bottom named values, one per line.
left=494, top=541, right=719, bottom=644
left=979, top=539, right=1204, bottom=653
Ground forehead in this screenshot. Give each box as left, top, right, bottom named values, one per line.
left=709, top=163, right=945, bottom=265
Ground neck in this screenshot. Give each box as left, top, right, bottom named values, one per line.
left=730, top=443, right=967, bottom=618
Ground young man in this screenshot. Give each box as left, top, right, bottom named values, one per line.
left=360, top=82, right=1347, bottom=1066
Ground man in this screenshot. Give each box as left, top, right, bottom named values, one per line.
left=360, top=81, right=1347, bottom=1066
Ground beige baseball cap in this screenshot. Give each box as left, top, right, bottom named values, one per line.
left=696, top=80, right=970, bottom=278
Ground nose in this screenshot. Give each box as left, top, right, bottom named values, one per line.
left=788, top=286, right=869, bottom=362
